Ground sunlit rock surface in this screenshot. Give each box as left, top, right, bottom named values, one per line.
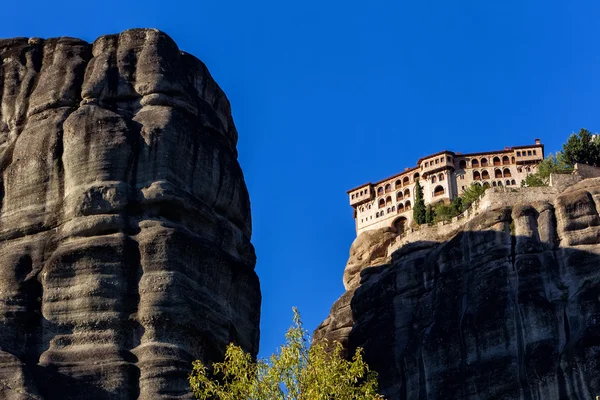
left=315, top=179, right=600, bottom=399
left=0, top=29, right=260, bottom=399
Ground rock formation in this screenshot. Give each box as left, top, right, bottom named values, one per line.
left=0, top=29, right=260, bottom=399
left=315, top=180, right=600, bottom=399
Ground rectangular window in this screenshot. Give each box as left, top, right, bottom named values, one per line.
left=533, top=150, right=536, bottom=155
left=425, top=162, right=429, bottom=167
left=435, top=159, right=439, bottom=164
left=517, top=151, right=521, bottom=157
left=527, top=150, right=532, bottom=156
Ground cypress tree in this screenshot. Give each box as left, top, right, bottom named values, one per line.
left=413, top=179, right=426, bottom=225
left=425, top=204, right=434, bottom=224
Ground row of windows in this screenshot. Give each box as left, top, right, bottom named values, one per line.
left=516, top=150, right=536, bottom=157
left=473, top=168, right=512, bottom=180
left=463, top=179, right=517, bottom=189
left=431, top=173, right=445, bottom=183
left=459, top=156, right=513, bottom=169
left=375, top=173, right=421, bottom=196
left=351, top=189, right=369, bottom=199
left=372, top=201, right=413, bottom=219
left=423, top=156, right=452, bottom=169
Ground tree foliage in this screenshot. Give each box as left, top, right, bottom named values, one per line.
left=425, top=204, right=434, bottom=224
left=561, top=128, right=600, bottom=167
left=189, top=308, right=384, bottom=400
left=459, top=183, right=487, bottom=211
left=521, top=152, right=573, bottom=187
left=412, top=179, right=426, bottom=225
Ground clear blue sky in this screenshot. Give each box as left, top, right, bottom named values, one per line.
left=3, top=1, right=600, bottom=358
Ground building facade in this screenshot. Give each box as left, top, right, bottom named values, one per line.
left=347, top=139, right=544, bottom=235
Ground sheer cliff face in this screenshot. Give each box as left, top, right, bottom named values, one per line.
left=0, top=29, right=260, bottom=399
left=315, top=180, right=600, bottom=399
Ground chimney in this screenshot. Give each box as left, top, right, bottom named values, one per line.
left=535, top=138, right=541, bottom=145
left=404, top=167, right=409, bottom=171
left=504, top=146, right=510, bottom=150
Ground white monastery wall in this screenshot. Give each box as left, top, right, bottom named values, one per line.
left=348, top=140, right=545, bottom=235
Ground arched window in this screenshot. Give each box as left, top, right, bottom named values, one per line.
left=511, top=179, right=516, bottom=185
left=459, top=160, right=467, bottom=169
left=492, top=181, right=497, bottom=187
left=433, top=185, right=445, bottom=196
left=511, top=156, right=515, bottom=164
left=497, top=181, right=503, bottom=186
left=413, top=172, right=420, bottom=181
left=395, top=179, right=401, bottom=189
left=392, top=206, right=395, bottom=211
left=472, top=159, right=479, bottom=168
left=474, top=182, right=481, bottom=186
left=493, top=157, right=501, bottom=166
left=506, top=180, right=511, bottom=186
left=378, top=199, right=385, bottom=208
left=377, top=187, right=383, bottom=196
left=397, top=203, right=405, bottom=213
left=396, top=192, right=404, bottom=200
left=481, top=158, right=488, bottom=167
left=502, top=156, right=509, bottom=165
left=387, top=208, right=391, bottom=213
left=385, top=184, right=391, bottom=193
left=439, top=173, right=444, bottom=181
left=405, top=200, right=412, bottom=210
left=403, top=176, right=410, bottom=186
left=432, top=175, right=437, bottom=183
left=483, top=182, right=491, bottom=188
left=503, top=168, right=512, bottom=178
left=473, top=171, right=481, bottom=180
left=367, top=204, right=371, bottom=209
left=482, top=170, right=490, bottom=180
left=404, top=189, right=410, bottom=198
left=386, top=196, right=392, bottom=206
left=495, top=169, right=502, bottom=178
left=376, top=212, right=379, bottom=217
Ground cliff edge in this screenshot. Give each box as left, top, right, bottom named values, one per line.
left=0, top=29, right=260, bottom=399
left=315, top=180, right=600, bottom=399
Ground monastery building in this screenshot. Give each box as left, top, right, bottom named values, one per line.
left=347, top=139, right=544, bottom=235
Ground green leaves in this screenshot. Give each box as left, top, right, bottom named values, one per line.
left=189, top=308, right=384, bottom=399
left=562, top=128, right=600, bottom=167
left=413, top=179, right=426, bottom=225
left=521, top=152, right=573, bottom=187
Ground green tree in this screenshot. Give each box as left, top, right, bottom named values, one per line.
left=189, top=308, right=384, bottom=400
left=460, top=184, right=487, bottom=211
left=562, top=128, right=600, bottom=167
left=425, top=204, right=434, bottom=224
left=413, top=179, right=426, bottom=225
left=521, top=152, right=573, bottom=187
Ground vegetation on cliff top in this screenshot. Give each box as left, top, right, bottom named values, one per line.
left=522, top=128, right=598, bottom=187
left=189, top=308, right=383, bottom=400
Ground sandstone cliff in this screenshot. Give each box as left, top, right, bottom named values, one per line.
left=315, top=180, right=600, bottom=399
left=0, top=29, right=260, bottom=399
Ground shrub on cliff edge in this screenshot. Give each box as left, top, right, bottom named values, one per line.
left=189, top=308, right=384, bottom=400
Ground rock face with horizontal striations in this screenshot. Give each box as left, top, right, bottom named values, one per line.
left=0, top=29, right=260, bottom=399
left=315, top=180, right=600, bottom=399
